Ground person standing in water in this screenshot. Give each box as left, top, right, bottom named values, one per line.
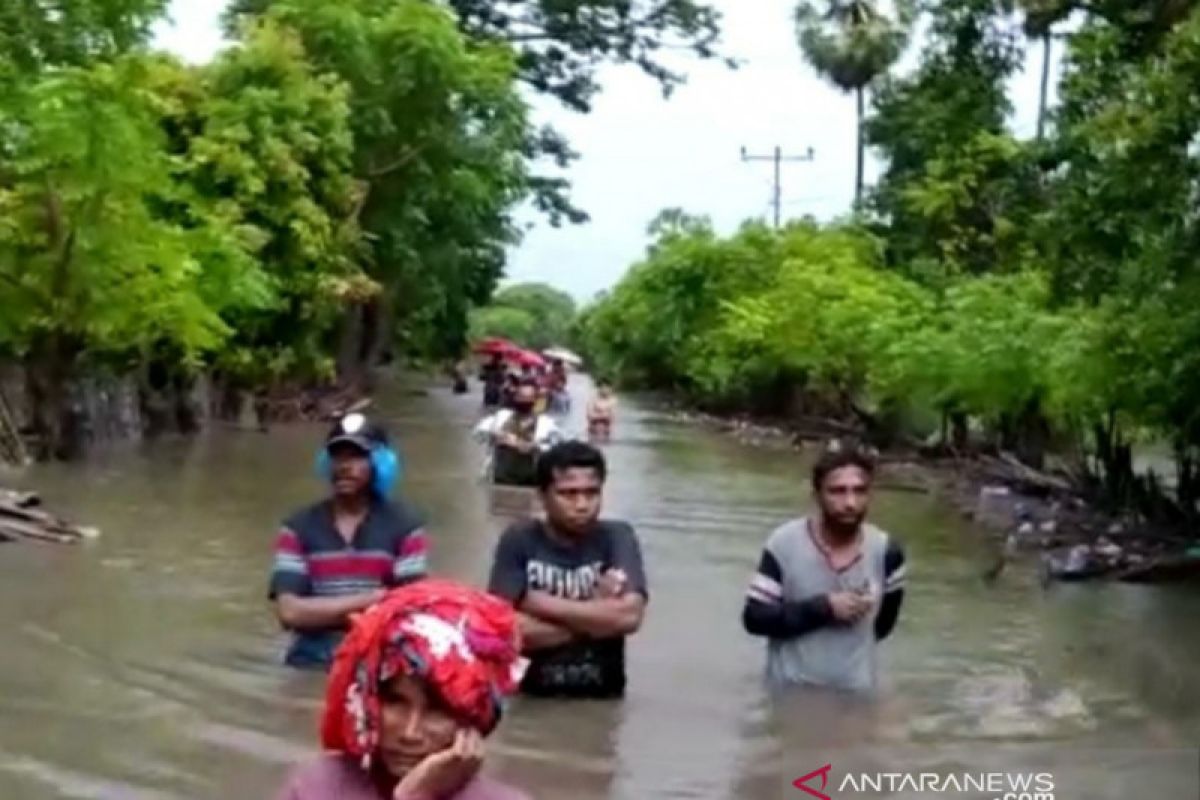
left=487, top=441, right=648, bottom=698
left=450, top=360, right=469, bottom=395
left=269, top=413, right=429, bottom=670
left=547, top=358, right=570, bottom=414
left=275, top=579, right=530, bottom=800
left=586, top=379, right=618, bottom=440
left=473, top=379, right=562, bottom=487
left=479, top=354, right=506, bottom=409
left=741, top=444, right=906, bottom=692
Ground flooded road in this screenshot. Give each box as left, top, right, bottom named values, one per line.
left=1, top=374, right=1199, bottom=799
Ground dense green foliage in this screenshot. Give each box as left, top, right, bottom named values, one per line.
left=581, top=0, right=1200, bottom=522
left=234, top=0, right=536, bottom=370
left=0, top=0, right=726, bottom=456
left=225, top=0, right=732, bottom=233
left=226, top=0, right=727, bottom=113
left=0, top=0, right=169, bottom=76
left=469, top=282, right=578, bottom=351
left=0, top=0, right=534, bottom=452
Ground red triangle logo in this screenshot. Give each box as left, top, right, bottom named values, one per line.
left=793, top=764, right=833, bottom=800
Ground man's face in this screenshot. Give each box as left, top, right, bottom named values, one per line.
left=541, top=467, right=603, bottom=535
left=329, top=443, right=372, bottom=497
left=513, top=386, right=536, bottom=413
left=816, top=465, right=871, bottom=532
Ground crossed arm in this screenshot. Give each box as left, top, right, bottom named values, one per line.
left=489, top=525, right=648, bottom=652
left=516, top=589, right=646, bottom=650
left=275, top=591, right=382, bottom=631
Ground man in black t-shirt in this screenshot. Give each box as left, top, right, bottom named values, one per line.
left=487, top=440, right=648, bottom=698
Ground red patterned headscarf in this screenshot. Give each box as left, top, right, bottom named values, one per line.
left=321, top=579, right=527, bottom=767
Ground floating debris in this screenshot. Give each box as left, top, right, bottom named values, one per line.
left=0, top=489, right=98, bottom=545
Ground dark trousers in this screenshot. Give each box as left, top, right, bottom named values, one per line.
left=492, top=445, right=537, bottom=487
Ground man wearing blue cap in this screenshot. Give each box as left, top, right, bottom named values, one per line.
left=268, top=412, right=429, bottom=670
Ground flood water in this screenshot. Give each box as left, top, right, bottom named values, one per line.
left=1, top=374, right=1199, bottom=799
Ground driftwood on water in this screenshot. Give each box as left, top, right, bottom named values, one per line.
left=0, top=489, right=98, bottom=545
left=976, top=453, right=1074, bottom=497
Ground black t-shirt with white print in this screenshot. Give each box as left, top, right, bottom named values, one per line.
left=488, top=518, right=648, bottom=698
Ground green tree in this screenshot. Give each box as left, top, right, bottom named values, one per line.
left=866, top=0, right=1027, bottom=279
left=0, top=0, right=168, bottom=76
left=226, top=0, right=735, bottom=235
left=1019, top=0, right=1070, bottom=140
left=794, top=0, right=915, bottom=203
left=706, top=224, right=926, bottom=413
left=1039, top=5, right=1200, bottom=513
left=235, top=0, right=534, bottom=372
left=174, top=21, right=368, bottom=389
left=581, top=216, right=792, bottom=399
left=469, top=305, right=538, bottom=346
left=489, top=283, right=577, bottom=349
left=226, top=0, right=728, bottom=113
left=0, top=56, right=269, bottom=456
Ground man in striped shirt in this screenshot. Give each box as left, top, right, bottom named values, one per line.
left=742, top=445, right=906, bottom=692
left=269, top=414, right=429, bottom=670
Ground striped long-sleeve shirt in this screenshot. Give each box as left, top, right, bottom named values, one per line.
left=268, top=498, right=428, bottom=668
left=741, top=516, right=906, bottom=692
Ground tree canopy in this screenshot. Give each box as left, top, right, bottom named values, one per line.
left=469, top=281, right=578, bottom=351
left=580, top=0, right=1200, bottom=523
left=0, top=0, right=630, bottom=455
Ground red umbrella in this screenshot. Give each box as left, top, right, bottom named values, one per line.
left=508, top=349, right=546, bottom=369
left=473, top=337, right=515, bottom=356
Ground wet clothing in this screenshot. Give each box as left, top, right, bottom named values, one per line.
left=742, top=517, right=905, bottom=693
left=473, top=410, right=562, bottom=487
left=492, top=445, right=538, bottom=487
left=276, top=755, right=529, bottom=800
left=488, top=518, right=648, bottom=698
left=269, top=498, right=428, bottom=669
left=480, top=363, right=505, bottom=407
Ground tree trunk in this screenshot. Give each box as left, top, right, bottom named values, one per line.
left=854, top=85, right=865, bottom=206
left=364, top=286, right=396, bottom=370
left=1092, top=414, right=1135, bottom=510
left=1036, top=32, right=1052, bottom=141
left=1019, top=415, right=1050, bottom=470
left=336, top=305, right=367, bottom=385
left=1005, top=398, right=1050, bottom=470
left=949, top=411, right=969, bottom=452
left=24, top=334, right=79, bottom=460
left=1173, top=445, right=1199, bottom=523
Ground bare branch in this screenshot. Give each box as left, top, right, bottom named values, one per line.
left=368, top=145, right=425, bottom=178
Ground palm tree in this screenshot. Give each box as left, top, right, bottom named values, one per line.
left=1021, top=0, right=1069, bottom=141
left=794, top=0, right=915, bottom=205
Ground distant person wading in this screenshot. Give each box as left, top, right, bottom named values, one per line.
left=473, top=380, right=562, bottom=488
left=586, top=379, right=618, bottom=441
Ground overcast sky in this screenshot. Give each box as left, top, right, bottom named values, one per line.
left=153, top=0, right=1059, bottom=302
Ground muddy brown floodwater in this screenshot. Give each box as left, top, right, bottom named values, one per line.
left=1, top=374, right=1199, bottom=800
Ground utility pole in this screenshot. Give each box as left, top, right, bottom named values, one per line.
left=740, top=145, right=815, bottom=228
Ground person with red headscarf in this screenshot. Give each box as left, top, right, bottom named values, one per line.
left=275, top=579, right=531, bottom=800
